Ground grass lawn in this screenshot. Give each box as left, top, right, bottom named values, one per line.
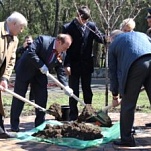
left=1, top=89, right=151, bottom=118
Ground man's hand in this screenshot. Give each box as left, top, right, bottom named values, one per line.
left=64, top=86, right=73, bottom=97
left=65, top=67, right=71, bottom=76
left=39, top=64, right=48, bottom=74
left=112, top=96, right=121, bottom=107
left=0, top=80, right=8, bottom=91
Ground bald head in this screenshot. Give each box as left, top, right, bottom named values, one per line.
left=55, top=34, right=72, bottom=53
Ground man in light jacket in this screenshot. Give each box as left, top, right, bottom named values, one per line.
left=0, top=11, right=27, bottom=138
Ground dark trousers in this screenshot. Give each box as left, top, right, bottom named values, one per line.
left=120, top=55, right=151, bottom=143
left=0, top=114, right=4, bottom=132
left=29, top=83, right=35, bottom=101
left=10, top=73, right=48, bottom=129
left=69, top=72, right=93, bottom=120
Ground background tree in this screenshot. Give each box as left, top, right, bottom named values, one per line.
left=0, top=0, right=150, bottom=62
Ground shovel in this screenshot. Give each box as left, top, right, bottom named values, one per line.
left=46, top=72, right=117, bottom=127
left=46, top=72, right=86, bottom=106
left=0, top=86, right=51, bottom=114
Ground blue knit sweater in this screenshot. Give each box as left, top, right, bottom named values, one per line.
left=109, top=31, right=151, bottom=95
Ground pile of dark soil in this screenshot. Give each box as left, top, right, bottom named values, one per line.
left=32, top=121, right=103, bottom=140
left=78, top=104, right=97, bottom=122
left=49, top=103, right=98, bottom=123
left=78, top=104, right=112, bottom=127
left=48, top=103, right=62, bottom=120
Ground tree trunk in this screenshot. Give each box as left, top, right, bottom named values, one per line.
left=36, top=0, right=49, bottom=32
left=53, top=0, right=61, bottom=36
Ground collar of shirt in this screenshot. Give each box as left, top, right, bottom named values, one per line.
left=6, top=23, right=10, bottom=34
left=53, top=40, right=56, bottom=50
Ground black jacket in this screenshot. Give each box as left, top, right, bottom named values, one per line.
left=63, top=19, right=106, bottom=75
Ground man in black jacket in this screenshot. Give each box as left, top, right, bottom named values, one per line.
left=10, top=34, right=73, bottom=132
left=15, top=35, right=33, bottom=68
left=62, top=5, right=106, bottom=120
left=15, top=35, right=34, bottom=101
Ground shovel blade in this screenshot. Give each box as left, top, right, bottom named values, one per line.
left=87, top=110, right=112, bottom=127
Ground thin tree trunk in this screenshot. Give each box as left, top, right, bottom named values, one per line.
left=53, top=0, right=61, bottom=36
left=36, top=0, right=49, bottom=31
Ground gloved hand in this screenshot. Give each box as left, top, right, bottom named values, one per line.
left=64, top=86, right=73, bottom=97
left=39, top=64, right=48, bottom=74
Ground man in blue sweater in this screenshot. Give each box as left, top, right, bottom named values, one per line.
left=109, top=30, right=151, bottom=147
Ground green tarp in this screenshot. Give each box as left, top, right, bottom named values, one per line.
left=16, top=120, right=120, bottom=149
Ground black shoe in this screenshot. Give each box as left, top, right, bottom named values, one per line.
left=11, top=128, right=19, bottom=132
left=113, top=140, right=136, bottom=147
left=145, top=123, right=151, bottom=127
left=0, top=132, right=16, bottom=139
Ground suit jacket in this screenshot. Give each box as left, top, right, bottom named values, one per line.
left=0, top=22, right=18, bottom=80
left=109, top=31, right=151, bottom=95
left=62, top=18, right=105, bottom=75
left=0, top=22, right=18, bottom=115
left=15, top=35, right=68, bottom=86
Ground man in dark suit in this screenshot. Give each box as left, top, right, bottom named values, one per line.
left=62, top=5, right=106, bottom=120
left=144, top=8, right=151, bottom=127
left=10, top=34, right=73, bottom=132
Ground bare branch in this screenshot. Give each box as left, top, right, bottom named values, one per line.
left=94, top=0, right=109, bottom=27
left=111, top=15, right=120, bottom=30
left=108, top=0, right=125, bottom=23
left=133, top=7, right=144, bottom=19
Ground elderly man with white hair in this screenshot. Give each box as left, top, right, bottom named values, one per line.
left=0, top=11, right=27, bottom=138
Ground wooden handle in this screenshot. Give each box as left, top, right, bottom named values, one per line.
left=102, top=104, right=113, bottom=112
left=102, top=99, right=122, bottom=112
left=0, top=86, right=47, bottom=112
left=46, top=72, right=86, bottom=106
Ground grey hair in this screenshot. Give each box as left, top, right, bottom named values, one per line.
left=6, top=11, right=28, bottom=27
left=110, top=30, right=123, bottom=40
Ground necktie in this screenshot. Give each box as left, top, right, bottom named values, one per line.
left=48, top=49, right=57, bottom=64
left=81, top=25, right=86, bottom=32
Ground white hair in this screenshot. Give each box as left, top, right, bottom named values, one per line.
left=110, top=29, right=123, bottom=42
left=120, top=18, right=136, bottom=31
left=6, top=11, right=28, bottom=27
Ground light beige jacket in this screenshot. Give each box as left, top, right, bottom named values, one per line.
left=0, top=22, right=18, bottom=115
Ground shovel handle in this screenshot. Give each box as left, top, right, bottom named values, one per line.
left=0, top=86, right=47, bottom=112
left=102, top=99, right=122, bottom=112
left=46, top=72, right=86, bottom=106
left=102, top=104, right=113, bottom=112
